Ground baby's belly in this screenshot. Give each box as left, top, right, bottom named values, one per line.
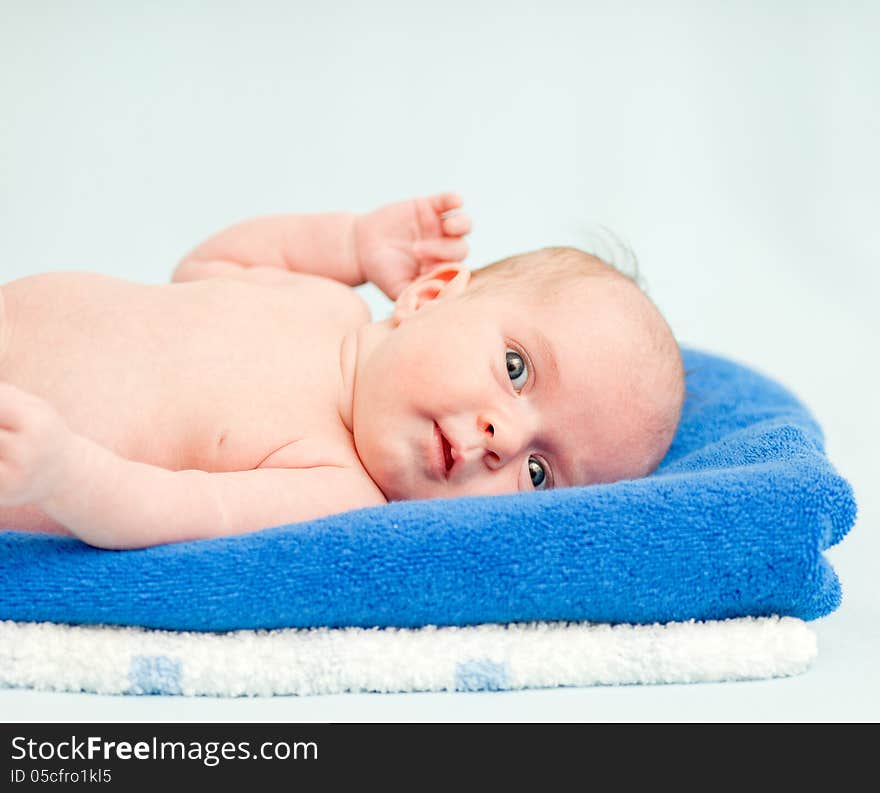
left=0, top=272, right=349, bottom=474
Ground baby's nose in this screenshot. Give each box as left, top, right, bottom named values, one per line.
left=477, top=408, right=533, bottom=470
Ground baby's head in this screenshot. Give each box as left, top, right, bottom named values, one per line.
left=349, top=246, right=685, bottom=502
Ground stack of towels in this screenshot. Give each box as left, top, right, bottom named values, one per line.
left=0, top=347, right=856, bottom=695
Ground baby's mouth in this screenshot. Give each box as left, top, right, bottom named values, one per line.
left=441, top=432, right=454, bottom=474
left=433, top=422, right=455, bottom=479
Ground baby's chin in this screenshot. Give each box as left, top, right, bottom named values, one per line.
left=356, top=454, right=431, bottom=503
left=354, top=422, right=451, bottom=502
left=363, top=459, right=486, bottom=502
left=376, top=479, right=444, bottom=503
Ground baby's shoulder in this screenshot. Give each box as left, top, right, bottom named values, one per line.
left=272, top=271, right=372, bottom=327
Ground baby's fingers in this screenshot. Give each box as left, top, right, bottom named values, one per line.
left=0, top=382, right=32, bottom=429
left=428, top=192, right=464, bottom=217
left=414, top=236, right=469, bottom=265
left=0, top=382, right=64, bottom=439
left=441, top=212, right=472, bottom=237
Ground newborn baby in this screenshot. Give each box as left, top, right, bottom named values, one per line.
left=0, top=193, right=684, bottom=549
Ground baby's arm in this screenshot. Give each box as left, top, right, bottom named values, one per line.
left=173, top=193, right=471, bottom=300
left=0, top=383, right=385, bottom=549
left=45, top=435, right=384, bottom=548
left=173, top=211, right=362, bottom=285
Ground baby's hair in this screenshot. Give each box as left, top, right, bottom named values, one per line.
left=574, top=224, right=644, bottom=290
left=465, top=243, right=641, bottom=304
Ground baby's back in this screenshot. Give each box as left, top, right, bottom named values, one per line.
left=0, top=271, right=368, bottom=478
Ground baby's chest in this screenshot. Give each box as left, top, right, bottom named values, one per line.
left=1, top=273, right=365, bottom=472
left=188, top=338, right=349, bottom=472
left=168, top=282, right=364, bottom=472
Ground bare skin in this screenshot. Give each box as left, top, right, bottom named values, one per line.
left=0, top=194, right=471, bottom=547
left=0, top=270, right=380, bottom=538
left=0, top=193, right=681, bottom=549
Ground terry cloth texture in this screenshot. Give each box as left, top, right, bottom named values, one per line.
left=0, top=347, right=857, bottom=631
left=0, top=617, right=816, bottom=696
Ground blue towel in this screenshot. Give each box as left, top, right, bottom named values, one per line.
left=0, top=347, right=857, bottom=631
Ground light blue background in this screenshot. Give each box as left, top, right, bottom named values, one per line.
left=1, top=0, right=877, bottom=721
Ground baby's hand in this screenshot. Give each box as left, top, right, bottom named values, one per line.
left=355, top=192, right=472, bottom=300
left=0, top=383, right=72, bottom=507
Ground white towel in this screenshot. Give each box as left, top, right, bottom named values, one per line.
left=0, top=616, right=816, bottom=697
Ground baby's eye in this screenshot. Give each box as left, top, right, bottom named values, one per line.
left=506, top=349, right=529, bottom=391
left=528, top=456, right=550, bottom=490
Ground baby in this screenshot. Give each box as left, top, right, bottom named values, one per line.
left=0, top=193, right=684, bottom=549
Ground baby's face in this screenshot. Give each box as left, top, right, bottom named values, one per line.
left=351, top=269, right=680, bottom=502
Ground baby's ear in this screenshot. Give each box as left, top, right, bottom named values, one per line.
left=392, top=265, right=471, bottom=324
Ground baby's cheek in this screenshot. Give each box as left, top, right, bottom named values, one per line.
left=391, top=347, right=441, bottom=396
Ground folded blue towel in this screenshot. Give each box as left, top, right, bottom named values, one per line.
left=0, top=347, right=856, bottom=631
